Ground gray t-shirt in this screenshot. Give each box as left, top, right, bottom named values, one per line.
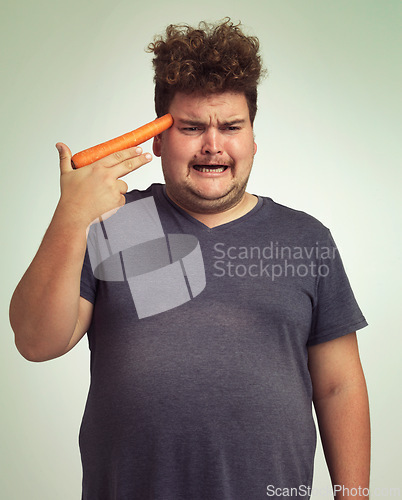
left=79, top=183, right=367, bottom=499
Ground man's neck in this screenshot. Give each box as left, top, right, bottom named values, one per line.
left=169, top=192, right=259, bottom=228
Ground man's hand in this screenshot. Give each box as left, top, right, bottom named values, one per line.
left=55, top=142, right=153, bottom=227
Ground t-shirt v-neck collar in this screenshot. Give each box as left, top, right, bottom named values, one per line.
left=157, top=184, right=264, bottom=232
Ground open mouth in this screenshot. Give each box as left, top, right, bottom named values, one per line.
left=192, top=165, right=229, bottom=173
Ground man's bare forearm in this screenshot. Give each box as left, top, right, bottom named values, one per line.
left=9, top=201, right=88, bottom=361
left=314, top=379, right=370, bottom=498
left=10, top=142, right=152, bottom=361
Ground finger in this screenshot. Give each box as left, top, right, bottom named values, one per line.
left=94, top=146, right=145, bottom=169
left=56, top=143, right=73, bottom=175
left=116, top=179, right=128, bottom=195
left=112, top=152, right=153, bottom=179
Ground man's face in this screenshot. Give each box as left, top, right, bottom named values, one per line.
left=153, top=91, right=257, bottom=215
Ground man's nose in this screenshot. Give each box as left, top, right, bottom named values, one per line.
left=201, top=128, right=223, bottom=155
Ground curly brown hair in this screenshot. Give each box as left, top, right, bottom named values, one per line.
left=147, top=18, right=266, bottom=124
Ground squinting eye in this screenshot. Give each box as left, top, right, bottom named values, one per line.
left=219, top=125, right=241, bottom=131
left=181, top=127, right=201, bottom=132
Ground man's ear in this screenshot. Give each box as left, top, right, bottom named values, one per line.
left=153, top=135, right=162, bottom=157
left=253, top=141, right=257, bottom=155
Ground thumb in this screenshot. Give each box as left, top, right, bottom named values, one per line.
left=55, top=142, right=73, bottom=174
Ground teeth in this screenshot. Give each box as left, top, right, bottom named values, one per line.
left=194, top=166, right=226, bottom=173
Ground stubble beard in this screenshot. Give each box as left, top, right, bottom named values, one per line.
left=163, top=164, right=253, bottom=215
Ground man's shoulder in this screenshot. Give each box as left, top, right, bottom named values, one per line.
left=257, top=194, right=331, bottom=240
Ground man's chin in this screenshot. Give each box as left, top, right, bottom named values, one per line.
left=167, top=184, right=247, bottom=214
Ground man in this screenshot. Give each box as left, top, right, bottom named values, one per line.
left=10, top=19, right=370, bottom=499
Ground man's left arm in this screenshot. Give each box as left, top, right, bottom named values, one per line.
left=308, top=332, right=370, bottom=498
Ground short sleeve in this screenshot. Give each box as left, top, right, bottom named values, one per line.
left=80, top=246, right=97, bottom=304
left=307, top=230, right=368, bottom=346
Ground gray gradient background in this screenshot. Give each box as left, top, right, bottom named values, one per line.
left=1, top=0, right=401, bottom=498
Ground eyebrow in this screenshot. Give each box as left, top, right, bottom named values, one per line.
left=177, top=119, right=247, bottom=127
left=220, top=119, right=246, bottom=127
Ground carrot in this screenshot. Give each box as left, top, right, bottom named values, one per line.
left=71, top=113, right=173, bottom=168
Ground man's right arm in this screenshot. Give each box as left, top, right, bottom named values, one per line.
left=9, top=142, right=152, bottom=362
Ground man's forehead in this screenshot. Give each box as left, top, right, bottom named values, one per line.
left=170, top=91, right=250, bottom=121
